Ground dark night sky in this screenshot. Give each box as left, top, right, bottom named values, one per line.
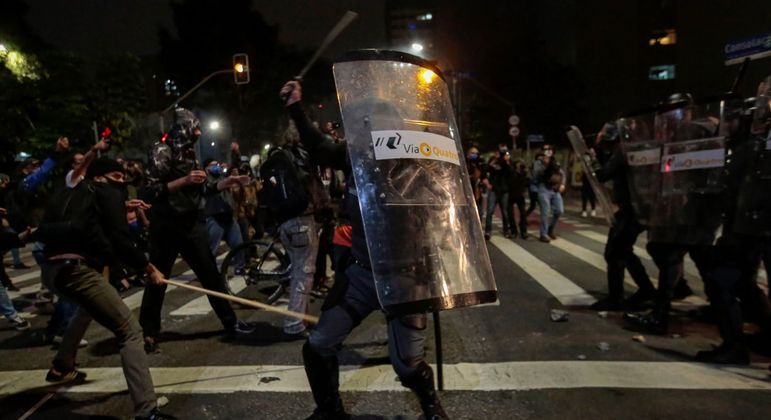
left=25, top=0, right=388, bottom=57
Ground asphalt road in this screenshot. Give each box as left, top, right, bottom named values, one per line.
left=1, top=205, right=770, bottom=419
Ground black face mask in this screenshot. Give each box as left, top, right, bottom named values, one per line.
left=106, top=179, right=129, bottom=200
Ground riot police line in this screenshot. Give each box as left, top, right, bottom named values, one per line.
left=579, top=75, right=771, bottom=366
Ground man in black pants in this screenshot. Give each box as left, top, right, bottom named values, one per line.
left=139, top=109, right=254, bottom=353
left=587, top=132, right=655, bottom=311
left=281, top=80, right=447, bottom=420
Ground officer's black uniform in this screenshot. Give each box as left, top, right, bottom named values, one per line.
left=590, top=140, right=655, bottom=310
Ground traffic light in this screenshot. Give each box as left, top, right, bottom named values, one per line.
left=232, top=53, right=250, bottom=85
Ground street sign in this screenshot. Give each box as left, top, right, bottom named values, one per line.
left=508, top=114, right=520, bottom=126
left=725, top=33, right=771, bottom=65
left=508, top=126, right=520, bottom=137
left=527, top=134, right=544, bottom=143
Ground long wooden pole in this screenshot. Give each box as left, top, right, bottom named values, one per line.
left=163, top=279, right=319, bottom=324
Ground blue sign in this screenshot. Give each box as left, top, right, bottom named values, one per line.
left=527, top=134, right=544, bottom=143
left=725, top=33, right=771, bottom=65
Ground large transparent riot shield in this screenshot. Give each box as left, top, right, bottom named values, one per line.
left=617, top=112, right=661, bottom=226
left=648, top=100, right=734, bottom=244
left=332, top=50, right=497, bottom=315
left=566, top=126, right=615, bottom=225
left=732, top=80, right=771, bottom=237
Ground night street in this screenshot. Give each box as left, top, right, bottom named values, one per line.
left=2, top=205, right=769, bottom=419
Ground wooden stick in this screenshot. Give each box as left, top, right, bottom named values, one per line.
left=163, top=279, right=319, bottom=324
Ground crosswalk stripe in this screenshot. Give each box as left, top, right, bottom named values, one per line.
left=490, top=236, right=596, bottom=306
left=1, top=361, right=768, bottom=395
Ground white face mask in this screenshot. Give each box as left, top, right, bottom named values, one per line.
left=544, top=149, right=554, bottom=157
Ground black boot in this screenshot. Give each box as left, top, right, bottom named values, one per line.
left=302, top=342, right=349, bottom=420
left=696, top=343, right=750, bottom=365
left=400, top=362, right=448, bottom=420
left=623, top=300, right=670, bottom=335
left=672, top=278, right=693, bottom=300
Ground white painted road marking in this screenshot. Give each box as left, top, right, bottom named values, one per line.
left=1, top=362, right=769, bottom=395
left=490, top=236, right=597, bottom=306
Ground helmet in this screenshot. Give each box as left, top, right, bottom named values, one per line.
left=167, top=107, right=201, bottom=150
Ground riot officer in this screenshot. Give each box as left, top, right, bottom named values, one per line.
left=588, top=123, right=655, bottom=311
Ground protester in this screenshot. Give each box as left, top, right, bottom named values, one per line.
left=532, top=144, right=565, bottom=243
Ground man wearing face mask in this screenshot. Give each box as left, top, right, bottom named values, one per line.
left=202, top=159, right=244, bottom=264
left=485, top=145, right=514, bottom=239
left=532, top=144, right=565, bottom=243
left=466, top=145, right=489, bottom=223
left=139, top=108, right=254, bottom=353
left=38, top=157, right=173, bottom=420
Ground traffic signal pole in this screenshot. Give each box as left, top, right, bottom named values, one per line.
left=160, top=69, right=234, bottom=115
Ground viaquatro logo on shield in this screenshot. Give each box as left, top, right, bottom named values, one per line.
left=371, top=130, right=461, bottom=166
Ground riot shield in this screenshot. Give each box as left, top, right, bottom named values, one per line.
left=732, top=80, right=771, bottom=237
left=332, top=50, right=497, bottom=315
left=566, top=126, right=615, bottom=225
left=617, top=112, right=661, bottom=226
left=649, top=100, right=733, bottom=244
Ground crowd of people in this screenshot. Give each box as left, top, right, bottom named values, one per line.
left=1, top=61, right=770, bottom=419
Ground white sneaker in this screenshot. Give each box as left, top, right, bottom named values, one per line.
left=591, top=209, right=597, bottom=217
left=581, top=211, right=587, bottom=217
left=9, top=315, right=30, bottom=331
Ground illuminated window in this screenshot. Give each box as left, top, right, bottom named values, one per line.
left=649, top=29, right=677, bottom=46
left=416, top=13, right=433, bottom=21
left=649, top=65, right=676, bottom=80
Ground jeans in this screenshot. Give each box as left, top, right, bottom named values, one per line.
left=485, top=190, right=512, bottom=234
left=206, top=216, right=244, bottom=267
left=41, top=260, right=79, bottom=338
left=141, top=213, right=237, bottom=339
left=0, top=285, right=19, bottom=320
left=537, top=186, right=564, bottom=237
left=52, top=262, right=157, bottom=417
left=279, top=215, right=319, bottom=334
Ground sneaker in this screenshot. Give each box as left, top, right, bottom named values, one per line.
left=504, top=232, right=512, bottom=239
left=581, top=211, right=588, bottom=218
left=9, top=315, right=30, bottom=331
left=229, top=320, right=257, bottom=335
left=45, top=367, right=87, bottom=383
left=548, top=231, right=557, bottom=240
left=135, top=410, right=177, bottom=420
left=539, top=235, right=551, bottom=243
left=144, top=337, right=161, bottom=354
left=484, top=232, right=491, bottom=241
left=13, top=262, right=31, bottom=269
left=591, top=209, right=597, bottom=217
left=520, top=232, right=529, bottom=240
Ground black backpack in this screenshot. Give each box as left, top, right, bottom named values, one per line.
left=259, top=148, right=310, bottom=224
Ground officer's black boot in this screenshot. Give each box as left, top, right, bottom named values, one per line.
left=400, top=362, right=448, bottom=420
left=302, top=341, right=349, bottom=420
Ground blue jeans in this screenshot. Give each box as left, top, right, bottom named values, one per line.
left=206, top=216, right=244, bottom=267
left=0, top=286, right=19, bottom=320
left=538, top=186, right=564, bottom=237
left=279, top=215, right=319, bottom=334
left=484, top=190, right=511, bottom=234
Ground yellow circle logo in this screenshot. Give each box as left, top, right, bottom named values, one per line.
left=420, top=142, right=432, bottom=157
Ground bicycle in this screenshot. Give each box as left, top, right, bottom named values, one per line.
left=220, top=238, right=291, bottom=305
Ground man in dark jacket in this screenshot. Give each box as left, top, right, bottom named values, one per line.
left=38, top=157, right=173, bottom=420
left=139, top=108, right=254, bottom=353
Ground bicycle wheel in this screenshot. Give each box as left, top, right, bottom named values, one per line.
left=220, top=240, right=291, bottom=304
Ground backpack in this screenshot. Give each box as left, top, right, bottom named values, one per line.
left=259, top=148, right=310, bottom=224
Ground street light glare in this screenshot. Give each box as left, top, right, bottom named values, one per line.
left=411, top=43, right=424, bottom=52
left=420, top=69, right=436, bottom=84
left=209, top=121, right=220, bottom=130
left=0, top=44, right=6, bottom=52
left=263, top=144, right=271, bottom=150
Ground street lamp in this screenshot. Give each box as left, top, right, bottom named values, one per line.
left=209, top=120, right=221, bottom=130
left=0, top=44, right=7, bottom=53
left=411, top=43, right=424, bottom=53
left=263, top=144, right=271, bottom=151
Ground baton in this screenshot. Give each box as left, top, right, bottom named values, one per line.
left=162, top=279, right=319, bottom=324
left=281, top=10, right=358, bottom=100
